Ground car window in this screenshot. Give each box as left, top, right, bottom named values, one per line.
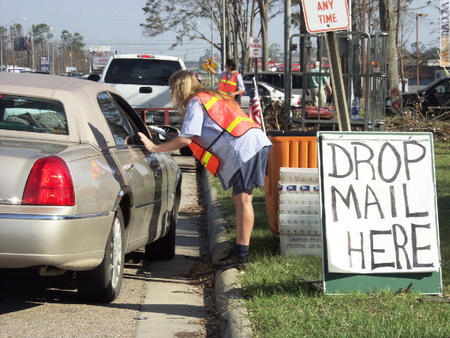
left=0, top=94, right=68, bottom=135
left=104, top=58, right=182, bottom=85
left=110, top=93, right=147, bottom=131
left=97, top=92, right=136, bottom=146
left=434, top=81, right=449, bottom=94
left=258, top=85, right=270, bottom=97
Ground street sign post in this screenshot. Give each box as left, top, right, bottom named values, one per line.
left=302, top=0, right=351, bottom=131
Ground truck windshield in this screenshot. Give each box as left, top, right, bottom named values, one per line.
left=104, top=59, right=182, bottom=86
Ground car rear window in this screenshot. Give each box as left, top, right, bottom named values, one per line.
left=0, top=94, right=68, bottom=135
left=104, top=58, right=182, bottom=85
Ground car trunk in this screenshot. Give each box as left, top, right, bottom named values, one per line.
left=0, top=137, right=69, bottom=204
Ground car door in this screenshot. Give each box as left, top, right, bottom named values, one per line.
left=111, top=93, right=170, bottom=244
left=97, top=92, right=165, bottom=250
left=430, top=79, right=450, bottom=108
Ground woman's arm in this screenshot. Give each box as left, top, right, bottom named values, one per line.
left=138, top=132, right=192, bottom=153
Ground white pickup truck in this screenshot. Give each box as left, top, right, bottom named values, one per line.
left=100, top=53, right=186, bottom=125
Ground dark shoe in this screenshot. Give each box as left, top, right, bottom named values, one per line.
left=214, top=252, right=250, bottom=270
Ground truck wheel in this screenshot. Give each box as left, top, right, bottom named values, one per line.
left=77, top=209, right=125, bottom=302
left=145, top=212, right=176, bottom=260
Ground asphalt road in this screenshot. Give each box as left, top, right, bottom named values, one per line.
left=0, top=154, right=219, bottom=337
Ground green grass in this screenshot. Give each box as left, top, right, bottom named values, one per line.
left=212, top=140, right=450, bottom=337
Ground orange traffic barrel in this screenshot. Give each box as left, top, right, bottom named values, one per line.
left=264, top=131, right=318, bottom=234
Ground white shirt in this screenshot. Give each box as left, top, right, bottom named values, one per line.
left=179, top=96, right=272, bottom=189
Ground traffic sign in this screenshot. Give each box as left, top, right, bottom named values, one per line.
left=301, top=0, right=351, bottom=33
left=202, top=58, right=217, bottom=73
left=389, top=87, right=402, bottom=112
left=249, top=37, right=263, bottom=58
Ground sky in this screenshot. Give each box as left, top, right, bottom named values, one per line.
left=0, top=0, right=440, bottom=62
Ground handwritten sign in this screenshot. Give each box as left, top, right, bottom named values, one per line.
left=319, top=132, right=440, bottom=275
left=301, top=0, right=351, bottom=33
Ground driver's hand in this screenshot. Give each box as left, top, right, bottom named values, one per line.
left=138, top=132, right=156, bottom=152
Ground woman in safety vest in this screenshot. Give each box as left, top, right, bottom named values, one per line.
left=138, top=70, right=272, bottom=269
left=205, top=58, right=245, bottom=105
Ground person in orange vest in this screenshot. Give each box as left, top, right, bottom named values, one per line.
left=206, top=58, right=245, bottom=105
left=138, top=70, right=272, bottom=269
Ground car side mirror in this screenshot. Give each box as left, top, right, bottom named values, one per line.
left=87, top=74, right=100, bottom=82
left=148, top=125, right=179, bottom=144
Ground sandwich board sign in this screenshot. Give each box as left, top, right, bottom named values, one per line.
left=301, top=0, right=351, bottom=33
left=318, top=131, right=442, bottom=294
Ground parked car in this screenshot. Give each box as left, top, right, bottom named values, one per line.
left=402, top=77, right=450, bottom=113
left=0, top=73, right=182, bottom=302
left=243, top=72, right=311, bottom=106
left=243, top=80, right=303, bottom=107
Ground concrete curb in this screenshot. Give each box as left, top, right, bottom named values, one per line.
left=200, top=168, right=253, bottom=338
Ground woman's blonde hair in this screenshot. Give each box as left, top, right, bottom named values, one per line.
left=169, top=70, right=231, bottom=110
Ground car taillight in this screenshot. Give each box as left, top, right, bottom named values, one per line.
left=22, top=156, right=75, bottom=206
left=137, top=54, right=155, bottom=59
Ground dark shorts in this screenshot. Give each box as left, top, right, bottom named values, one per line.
left=229, top=146, right=271, bottom=196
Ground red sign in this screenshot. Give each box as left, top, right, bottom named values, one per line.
left=389, top=87, right=402, bottom=112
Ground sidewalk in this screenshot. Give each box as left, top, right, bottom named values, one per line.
left=200, top=168, right=253, bottom=338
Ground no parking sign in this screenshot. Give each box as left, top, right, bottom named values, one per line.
left=301, top=0, right=351, bottom=33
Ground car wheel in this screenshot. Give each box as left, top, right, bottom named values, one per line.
left=145, top=212, right=176, bottom=260
left=77, top=209, right=125, bottom=302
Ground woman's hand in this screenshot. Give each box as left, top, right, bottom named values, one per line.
left=138, top=132, right=156, bottom=152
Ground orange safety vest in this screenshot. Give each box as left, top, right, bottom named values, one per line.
left=218, top=72, right=239, bottom=96
left=188, top=92, right=261, bottom=176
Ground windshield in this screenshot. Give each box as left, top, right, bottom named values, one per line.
left=104, top=58, right=182, bottom=85
left=0, top=94, right=68, bottom=135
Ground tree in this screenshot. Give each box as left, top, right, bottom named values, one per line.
left=59, top=30, right=86, bottom=72
left=141, top=0, right=252, bottom=71
left=256, top=0, right=283, bottom=71
left=0, top=26, right=7, bottom=66
left=380, top=0, right=400, bottom=91
left=269, top=43, right=281, bottom=62
left=141, top=0, right=282, bottom=73
left=30, top=23, right=53, bottom=70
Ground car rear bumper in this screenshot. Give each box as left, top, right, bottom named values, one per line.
left=0, top=211, right=113, bottom=270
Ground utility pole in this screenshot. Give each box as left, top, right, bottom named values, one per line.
left=0, top=27, right=3, bottom=70
left=284, top=0, right=292, bottom=127
left=416, top=13, right=428, bottom=90
left=222, top=0, right=226, bottom=70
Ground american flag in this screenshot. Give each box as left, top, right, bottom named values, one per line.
left=249, top=77, right=265, bottom=132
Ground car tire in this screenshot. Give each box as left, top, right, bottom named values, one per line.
left=77, top=209, right=125, bottom=302
left=145, top=212, right=176, bottom=260
left=180, top=146, right=193, bottom=156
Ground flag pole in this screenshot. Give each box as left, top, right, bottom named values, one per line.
left=253, top=76, right=266, bottom=133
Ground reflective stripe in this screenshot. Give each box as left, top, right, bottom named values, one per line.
left=202, top=151, right=212, bottom=166
left=205, top=96, right=219, bottom=110
left=220, top=79, right=237, bottom=86
left=226, top=116, right=255, bottom=133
